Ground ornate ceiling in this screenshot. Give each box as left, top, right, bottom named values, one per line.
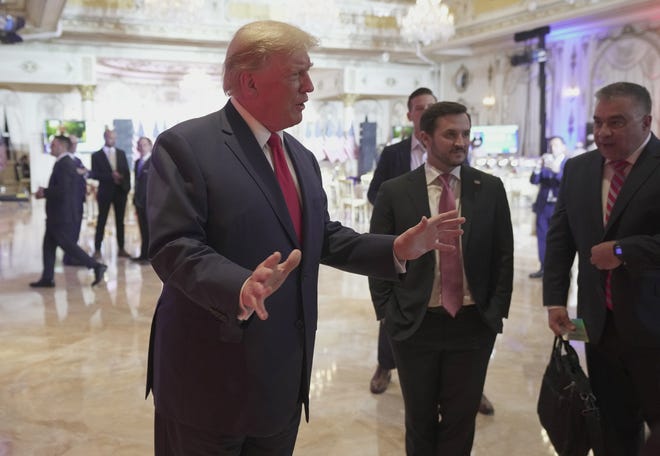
left=3, top=0, right=660, bottom=71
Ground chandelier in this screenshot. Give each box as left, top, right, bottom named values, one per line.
left=400, top=0, right=455, bottom=45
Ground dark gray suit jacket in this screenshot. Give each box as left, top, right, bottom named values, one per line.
left=544, top=134, right=660, bottom=347
left=90, top=146, right=131, bottom=201
left=369, top=164, right=514, bottom=341
left=367, top=137, right=413, bottom=204
left=145, top=100, right=399, bottom=436
left=44, top=155, right=81, bottom=226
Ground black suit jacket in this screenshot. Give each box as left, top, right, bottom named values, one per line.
left=44, top=155, right=81, bottom=226
left=367, top=137, right=413, bottom=204
left=544, top=134, right=660, bottom=347
left=145, top=101, right=399, bottom=436
left=369, top=165, right=514, bottom=341
left=90, top=147, right=131, bottom=202
left=133, top=156, right=150, bottom=209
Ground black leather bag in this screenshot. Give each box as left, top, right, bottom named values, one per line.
left=537, top=336, right=603, bottom=456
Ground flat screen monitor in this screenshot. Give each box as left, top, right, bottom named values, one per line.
left=43, top=119, right=86, bottom=153
left=470, top=124, right=519, bottom=155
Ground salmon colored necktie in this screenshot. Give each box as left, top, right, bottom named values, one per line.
left=438, top=174, right=463, bottom=316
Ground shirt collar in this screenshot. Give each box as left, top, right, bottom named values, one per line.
left=231, top=98, right=282, bottom=148
left=56, top=152, right=72, bottom=162
left=411, top=135, right=425, bottom=153
left=424, top=162, right=461, bottom=186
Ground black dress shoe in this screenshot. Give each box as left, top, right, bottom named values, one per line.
left=92, top=264, right=107, bottom=287
left=370, top=365, right=392, bottom=394
left=478, top=394, right=495, bottom=416
left=30, top=279, right=55, bottom=288
left=117, top=249, right=131, bottom=258
left=130, top=256, right=149, bottom=264
left=529, top=269, right=544, bottom=279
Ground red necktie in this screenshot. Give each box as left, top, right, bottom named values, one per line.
left=268, top=133, right=302, bottom=242
left=438, top=174, right=463, bottom=317
left=604, top=160, right=628, bottom=310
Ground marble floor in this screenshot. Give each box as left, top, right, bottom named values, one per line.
left=0, top=196, right=579, bottom=455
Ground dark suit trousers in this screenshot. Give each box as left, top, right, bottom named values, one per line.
left=377, top=320, right=396, bottom=370
left=63, top=202, right=85, bottom=264
left=391, top=306, right=496, bottom=456
left=535, top=203, right=554, bottom=267
left=95, top=188, right=128, bottom=250
left=154, top=407, right=301, bottom=456
left=41, top=222, right=96, bottom=281
left=136, top=206, right=149, bottom=259
left=586, top=311, right=660, bottom=456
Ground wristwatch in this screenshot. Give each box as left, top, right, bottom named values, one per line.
left=613, top=242, right=624, bottom=260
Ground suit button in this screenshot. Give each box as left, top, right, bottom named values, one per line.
left=295, top=320, right=304, bottom=330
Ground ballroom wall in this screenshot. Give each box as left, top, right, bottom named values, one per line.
left=1, top=16, right=659, bottom=192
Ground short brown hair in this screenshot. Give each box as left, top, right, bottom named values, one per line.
left=420, top=101, right=471, bottom=135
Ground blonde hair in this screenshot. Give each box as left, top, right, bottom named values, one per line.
left=222, top=20, right=319, bottom=95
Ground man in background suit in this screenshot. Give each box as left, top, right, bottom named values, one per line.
left=366, top=87, right=436, bottom=394
left=528, top=135, right=567, bottom=278
left=90, top=129, right=131, bottom=259
left=131, top=136, right=151, bottom=264
left=63, top=135, right=89, bottom=266
left=369, top=101, right=513, bottom=455
left=29, top=135, right=106, bottom=288
left=145, top=20, right=464, bottom=455
left=544, top=82, right=660, bottom=455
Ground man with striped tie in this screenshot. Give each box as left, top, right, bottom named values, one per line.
left=544, top=81, right=660, bottom=456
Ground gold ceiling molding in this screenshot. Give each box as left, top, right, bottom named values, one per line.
left=364, top=15, right=398, bottom=30
left=68, top=0, right=134, bottom=9
left=473, top=0, right=520, bottom=16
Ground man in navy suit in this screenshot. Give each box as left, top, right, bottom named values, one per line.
left=90, top=129, right=131, bottom=259
left=369, top=102, right=513, bottom=454
left=145, top=20, right=465, bottom=455
left=62, top=135, right=89, bottom=266
left=29, top=135, right=106, bottom=288
left=366, top=87, right=436, bottom=394
left=528, top=135, right=567, bottom=278
left=131, top=136, right=151, bottom=264
left=545, top=82, right=660, bottom=455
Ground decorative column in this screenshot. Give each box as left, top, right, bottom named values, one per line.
left=341, top=93, right=359, bottom=131
left=77, top=85, right=96, bottom=121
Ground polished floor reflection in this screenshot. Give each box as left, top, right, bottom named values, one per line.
left=0, top=197, right=574, bottom=455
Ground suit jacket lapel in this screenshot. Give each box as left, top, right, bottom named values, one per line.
left=459, top=165, right=479, bottom=248
left=222, top=102, right=301, bottom=246
left=605, top=134, right=660, bottom=235
left=404, top=166, right=431, bottom=221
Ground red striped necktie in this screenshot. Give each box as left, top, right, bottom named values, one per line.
left=437, top=174, right=463, bottom=317
left=268, top=133, right=302, bottom=242
left=604, top=159, right=628, bottom=310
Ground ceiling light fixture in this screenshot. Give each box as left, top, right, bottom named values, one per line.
left=400, top=0, right=455, bottom=45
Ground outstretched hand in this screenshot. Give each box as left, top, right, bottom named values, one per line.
left=240, top=249, right=302, bottom=320
left=393, top=209, right=465, bottom=261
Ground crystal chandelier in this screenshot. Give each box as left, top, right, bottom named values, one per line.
left=400, top=0, right=455, bottom=45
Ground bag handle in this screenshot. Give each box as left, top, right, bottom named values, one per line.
left=550, top=336, right=604, bottom=454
